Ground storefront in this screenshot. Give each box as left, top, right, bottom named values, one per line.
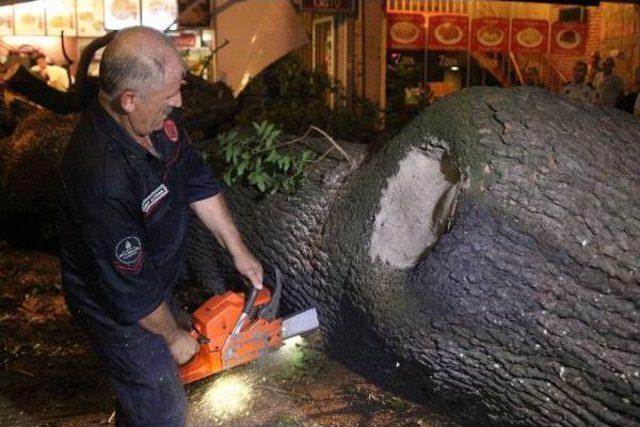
left=0, top=0, right=215, bottom=82
left=296, top=0, right=640, bottom=116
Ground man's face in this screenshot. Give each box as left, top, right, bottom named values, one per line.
left=127, top=56, right=184, bottom=137
left=36, top=57, right=47, bottom=69
left=603, top=59, right=614, bottom=75
left=573, top=64, right=587, bottom=83
left=589, top=52, right=600, bottom=66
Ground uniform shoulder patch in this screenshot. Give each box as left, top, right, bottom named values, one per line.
left=141, top=184, right=169, bottom=216
left=164, top=119, right=179, bottom=143
left=114, top=236, right=143, bottom=271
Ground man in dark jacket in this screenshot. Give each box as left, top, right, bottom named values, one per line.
left=58, top=26, right=263, bottom=426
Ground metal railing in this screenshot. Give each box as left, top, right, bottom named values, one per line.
left=543, top=56, right=571, bottom=93
left=385, top=0, right=469, bottom=15
left=509, top=52, right=525, bottom=86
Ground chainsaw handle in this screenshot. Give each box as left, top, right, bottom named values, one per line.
left=191, top=328, right=210, bottom=345
left=242, top=286, right=259, bottom=315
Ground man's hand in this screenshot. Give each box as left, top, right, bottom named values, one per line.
left=139, top=302, right=199, bottom=365
left=234, top=250, right=263, bottom=290
left=167, top=329, right=200, bottom=365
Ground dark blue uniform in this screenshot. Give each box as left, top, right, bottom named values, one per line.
left=59, top=101, right=221, bottom=426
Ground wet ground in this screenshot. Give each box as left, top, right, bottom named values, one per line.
left=0, top=244, right=461, bottom=426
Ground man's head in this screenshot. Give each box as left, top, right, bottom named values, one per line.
left=35, top=53, right=47, bottom=69
left=573, top=61, right=587, bottom=84
left=524, top=66, right=540, bottom=86
left=602, top=57, right=615, bottom=75
left=589, top=51, right=601, bottom=67
left=100, top=26, right=185, bottom=138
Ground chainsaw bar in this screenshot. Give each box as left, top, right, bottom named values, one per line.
left=282, top=308, right=319, bottom=339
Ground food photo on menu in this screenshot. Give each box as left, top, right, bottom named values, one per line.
left=105, top=0, right=140, bottom=29
left=78, top=0, right=106, bottom=36
left=516, top=27, right=544, bottom=48
left=477, top=25, right=504, bottom=47
left=434, top=22, right=463, bottom=45
left=390, top=20, right=420, bottom=44
left=556, top=28, right=580, bottom=49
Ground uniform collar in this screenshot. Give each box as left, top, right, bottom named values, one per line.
left=89, top=100, right=159, bottom=160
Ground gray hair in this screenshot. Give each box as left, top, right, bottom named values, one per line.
left=100, top=26, right=181, bottom=99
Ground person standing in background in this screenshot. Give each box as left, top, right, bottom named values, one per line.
left=561, top=61, right=593, bottom=103
left=586, top=51, right=602, bottom=85
left=30, top=53, right=70, bottom=92
left=592, top=58, right=624, bottom=108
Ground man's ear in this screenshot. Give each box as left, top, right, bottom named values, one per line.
left=118, top=89, right=137, bottom=114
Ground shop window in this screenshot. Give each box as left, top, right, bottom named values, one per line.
left=559, top=7, right=587, bottom=23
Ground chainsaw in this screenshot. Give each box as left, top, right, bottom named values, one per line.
left=179, top=268, right=319, bottom=384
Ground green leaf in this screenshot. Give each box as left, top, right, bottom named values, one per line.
left=237, top=160, right=248, bottom=175
left=265, top=150, right=279, bottom=163
left=223, top=170, right=233, bottom=186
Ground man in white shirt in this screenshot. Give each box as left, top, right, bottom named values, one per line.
left=561, top=61, right=593, bottom=103
left=592, top=58, right=624, bottom=108
left=30, top=54, right=70, bottom=92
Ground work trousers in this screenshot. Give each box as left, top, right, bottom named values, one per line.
left=91, top=332, right=187, bottom=427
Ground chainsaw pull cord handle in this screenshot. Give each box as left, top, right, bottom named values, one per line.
left=230, top=286, right=259, bottom=337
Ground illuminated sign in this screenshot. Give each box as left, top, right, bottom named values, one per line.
left=300, top=0, right=355, bottom=13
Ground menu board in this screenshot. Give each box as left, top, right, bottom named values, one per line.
left=77, top=0, right=106, bottom=36
left=550, top=21, right=587, bottom=56
left=511, top=19, right=549, bottom=54
left=0, top=6, right=13, bottom=36
left=46, top=0, right=76, bottom=37
left=177, top=0, right=210, bottom=29
left=142, top=0, right=178, bottom=31
left=428, top=15, right=469, bottom=51
left=387, top=14, right=425, bottom=51
left=14, top=0, right=45, bottom=36
left=104, top=0, right=141, bottom=30
left=471, top=17, right=509, bottom=53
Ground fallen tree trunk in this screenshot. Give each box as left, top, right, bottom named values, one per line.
left=187, top=87, right=640, bottom=426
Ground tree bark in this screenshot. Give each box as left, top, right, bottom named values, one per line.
left=186, top=87, right=640, bottom=426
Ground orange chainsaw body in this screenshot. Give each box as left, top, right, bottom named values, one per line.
left=179, top=289, right=283, bottom=384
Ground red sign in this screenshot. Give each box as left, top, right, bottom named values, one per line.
left=511, top=19, right=549, bottom=54
left=471, top=17, right=509, bottom=53
left=300, top=0, right=355, bottom=13
left=387, top=14, right=425, bottom=51
left=171, top=33, right=197, bottom=48
left=550, top=21, right=587, bottom=55
left=428, top=15, right=469, bottom=51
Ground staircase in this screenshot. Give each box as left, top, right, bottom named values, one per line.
left=471, top=51, right=526, bottom=87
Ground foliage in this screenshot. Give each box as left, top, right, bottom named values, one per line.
left=235, top=54, right=381, bottom=144
left=217, top=121, right=314, bottom=194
